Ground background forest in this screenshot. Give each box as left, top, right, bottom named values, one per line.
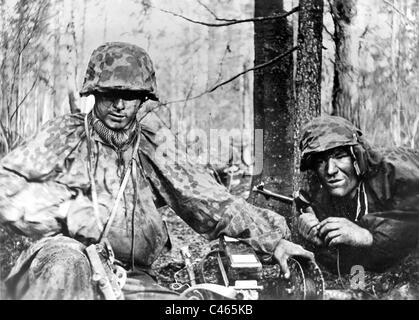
left=1, top=0, right=418, bottom=158
left=1, top=0, right=419, bottom=299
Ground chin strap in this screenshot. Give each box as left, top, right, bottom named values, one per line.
left=350, top=146, right=362, bottom=177
left=355, top=182, right=368, bottom=222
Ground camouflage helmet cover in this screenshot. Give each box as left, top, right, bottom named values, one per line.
left=80, top=42, right=158, bottom=100
left=299, top=115, right=363, bottom=171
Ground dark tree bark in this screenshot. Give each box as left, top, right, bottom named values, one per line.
left=249, top=0, right=294, bottom=220
left=250, top=0, right=324, bottom=234
left=294, top=0, right=323, bottom=193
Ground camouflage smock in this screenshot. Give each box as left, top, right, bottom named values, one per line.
left=299, top=115, right=419, bottom=272
left=0, top=113, right=290, bottom=270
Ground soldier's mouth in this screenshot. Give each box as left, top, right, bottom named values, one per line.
left=109, top=113, right=125, bottom=120
left=327, top=179, right=344, bottom=187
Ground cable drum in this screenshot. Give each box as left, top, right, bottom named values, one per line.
left=187, top=248, right=325, bottom=300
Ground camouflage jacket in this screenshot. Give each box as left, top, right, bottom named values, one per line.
left=299, top=116, right=419, bottom=272
left=0, top=113, right=290, bottom=268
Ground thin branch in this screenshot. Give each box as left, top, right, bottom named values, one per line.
left=10, top=77, right=38, bottom=120
left=208, top=46, right=298, bottom=93
left=182, top=80, right=196, bottom=118
left=157, top=6, right=300, bottom=27
left=162, top=46, right=298, bottom=106
left=196, top=0, right=224, bottom=21
left=138, top=47, right=298, bottom=125
left=211, top=44, right=231, bottom=87
left=196, top=0, right=236, bottom=22
left=383, top=0, right=415, bottom=26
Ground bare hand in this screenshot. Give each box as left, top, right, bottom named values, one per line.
left=274, top=239, right=315, bottom=279
left=318, top=217, right=373, bottom=248
left=297, top=208, right=323, bottom=246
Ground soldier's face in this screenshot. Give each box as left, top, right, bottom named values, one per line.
left=313, top=147, right=359, bottom=198
left=94, top=93, right=143, bottom=130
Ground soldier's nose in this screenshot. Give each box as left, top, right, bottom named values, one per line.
left=115, top=99, right=125, bottom=110
left=326, top=158, right=339, bottom=175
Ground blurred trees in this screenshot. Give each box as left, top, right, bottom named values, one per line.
left=324, top=0, right=419, bottom=148
left=141, top=0, right=255, bottom=173
left=0, top=0, right=418, bottom=160
left=0, top=0, right=51, bottom=153
left=0, top=0, right=90, bottom=155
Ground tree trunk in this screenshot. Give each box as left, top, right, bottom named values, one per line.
left=249, top=0, right=294, bottom=220
left=293, top=0, right=323, bottom=224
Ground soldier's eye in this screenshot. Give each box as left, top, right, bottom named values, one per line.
left=119, top=95, right=138, bottom=101
left=333, top=150, right=350, bottom=159
left=313, top=157, right=326, bottom=168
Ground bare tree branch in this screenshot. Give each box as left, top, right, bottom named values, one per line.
left=196, top=0, right=235, bottom=22
left=161, top=46, right=298, bottom=106
left=211, top=44, right=231, bottom=87
left=383, top=0, right=415, bottom=26
left=138, top=46, right=298, bottom=129
left=156, top=6, right=300, bottom=27
left=181, top=80, right=196, bottom=123
left=208, top=46, right=298, bottom=93
left=196, top=0, right=222, bottom=20
left=10, top=77, right=39, bottom=120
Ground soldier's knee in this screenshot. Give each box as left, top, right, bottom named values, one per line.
left=33, top=237, right=90, bottom=276
left=7, top=236, right=95, bottom=299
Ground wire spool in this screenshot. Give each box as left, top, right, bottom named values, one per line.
left=294, top=257, right=325, bottom=300
left=194, top=250, right=325, bottom=300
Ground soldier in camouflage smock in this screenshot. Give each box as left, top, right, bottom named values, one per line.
left=0, top=42, right=313, bottom=300
left=296, top=115, right=419, bottom=273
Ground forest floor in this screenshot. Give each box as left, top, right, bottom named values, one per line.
left=1, top=173, right=418, bottom=300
